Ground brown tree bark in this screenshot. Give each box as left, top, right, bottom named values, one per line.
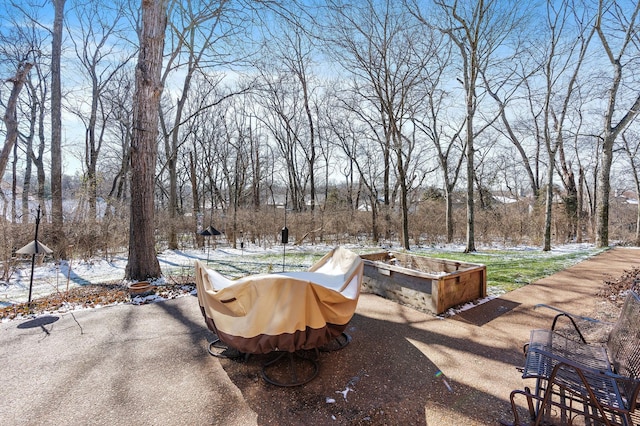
left=0, top=62, right=33, bottom=181
left=51, top=0, right=66, bottom=259
left=125, top=0, right=167, bottom=280
left=189, top=151, right=203, bottom=249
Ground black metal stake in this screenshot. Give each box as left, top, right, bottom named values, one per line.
left=27, top=205, right=42, bottom=310
left=282, top=192, right=288, bottom=272
left=282, top=242, right=286, bottom=272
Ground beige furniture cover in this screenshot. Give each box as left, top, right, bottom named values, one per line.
left=195, top=247, right=363, bottom=354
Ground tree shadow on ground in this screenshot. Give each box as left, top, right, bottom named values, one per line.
left=209, top=302, right=525, bottom=425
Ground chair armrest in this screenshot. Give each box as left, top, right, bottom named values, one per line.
left=534, top=304, right=615, bottom=343
left=534, top=304, right=609, bottom=325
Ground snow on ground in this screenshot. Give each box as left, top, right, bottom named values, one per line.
left=0, top=243, right=334, bottom=307
left=0, top=241, right=604, bottom=309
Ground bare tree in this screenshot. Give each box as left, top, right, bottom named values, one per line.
left=621, top=130, right=640, bottom=245
left=103, top=66, right=135, bottom=207
left=186, top=84, right=231, bottom=226
left=412, top=0, right=524, bottom=252
left=323, top=1, right=392, bottom=235
left=266, top=18, right=320, bottom=214
left=481, top=57, right=542, bottom=201
left=50, top=0, right=66, bottom=258
left=67, top=0, right=135, bottom=222
left=254, top=67, right=310, bottom=212
left=5, top=4, right=57, bottom=228
left=556, top=109, right=586, bottom=242
left=325, top=0, right=438, bottom=249
left=221, top=104, right=250, bottom=248
left=159, top=0, right=234, bottom=250
left=326, top=91, right=386, bottom=242
left=319, top=87, right=356, bottom=212
left=24, top=63, right=50, bottom=222
left=176, top=72, right=229, bottom=246
left=411, top=44, right=465, bottom=244
left=594, top=0, right=640, bottom=247
left=413, top=115, right=465, bottom=244
left=0, top=63, right=33, bottom=186
left=0, top=3, right=51, bottom=223
left=536, top=0, right=596, bottom=250
left=125, top=0, right=167, bottom=280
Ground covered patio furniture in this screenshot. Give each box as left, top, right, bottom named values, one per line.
left=194, top=246, right=363, bottom=385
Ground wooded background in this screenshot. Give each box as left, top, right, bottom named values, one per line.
left=1, top=0, right=640, bottom=279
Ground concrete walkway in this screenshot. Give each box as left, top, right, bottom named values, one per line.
left=1, top=247, right=638, bottom=425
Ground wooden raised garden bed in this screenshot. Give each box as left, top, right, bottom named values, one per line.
left=359, top=251, right=487, bottom=315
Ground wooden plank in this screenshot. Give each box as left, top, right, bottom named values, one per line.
left=362, top=266, right=436, bottom=314
left=436, top=268, right=487, bottom=313
left=363, top=263, right=433, bottom=293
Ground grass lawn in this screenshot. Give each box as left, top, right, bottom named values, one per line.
left=203, top=245, right=608, bottom=296
left=411, top=246, right=608, bottom=294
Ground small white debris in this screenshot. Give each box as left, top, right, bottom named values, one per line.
left=336, top=386, right=352, bottom=400
left=326, top=397, right=336, bottom=404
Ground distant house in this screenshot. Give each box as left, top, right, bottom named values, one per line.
left=615, top=189, right=639, bottom=205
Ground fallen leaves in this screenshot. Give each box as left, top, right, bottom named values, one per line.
left=0, top=283, right=196, bottom=321
left=599, top=267, right=640, bottom=302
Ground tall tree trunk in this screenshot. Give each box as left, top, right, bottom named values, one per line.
left=34, top=153, right=46, bottom=220
left=22, top=79, right=38, bottom=223
left=370, top=194, right=379, bottom=243
left=34, top=78, right=48, bottom=219
left=464, top=92, right=476, bottom=252
left=445, top=183, right=454, bottom=243
left=189, top=151, right=203, bottom=248
left=167, top=153, right=178, bottom=249
left=86, top=85, right=99, bottom=222
left=558, top=143, right=578, bottom=241
left=382, top=130, right=391, bottom=239
left=250, top=122, right=261, bottom=210
left=393, top=131, right=410, bottom=250
left=596, top=139, right=614, bottom=247
left=577, top=167, right=585, bottom=244
left=125, top=0, right=167, bottom=280
left=543, top=157, right=556, bottom=251
left=51, top=0, right=66, bottom=259
left=301, top=80, right=316, bottom=213
left=11, top=139, right=18, bottom=223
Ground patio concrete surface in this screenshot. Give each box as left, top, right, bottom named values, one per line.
left=1, top=247, right=638, bottom=425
